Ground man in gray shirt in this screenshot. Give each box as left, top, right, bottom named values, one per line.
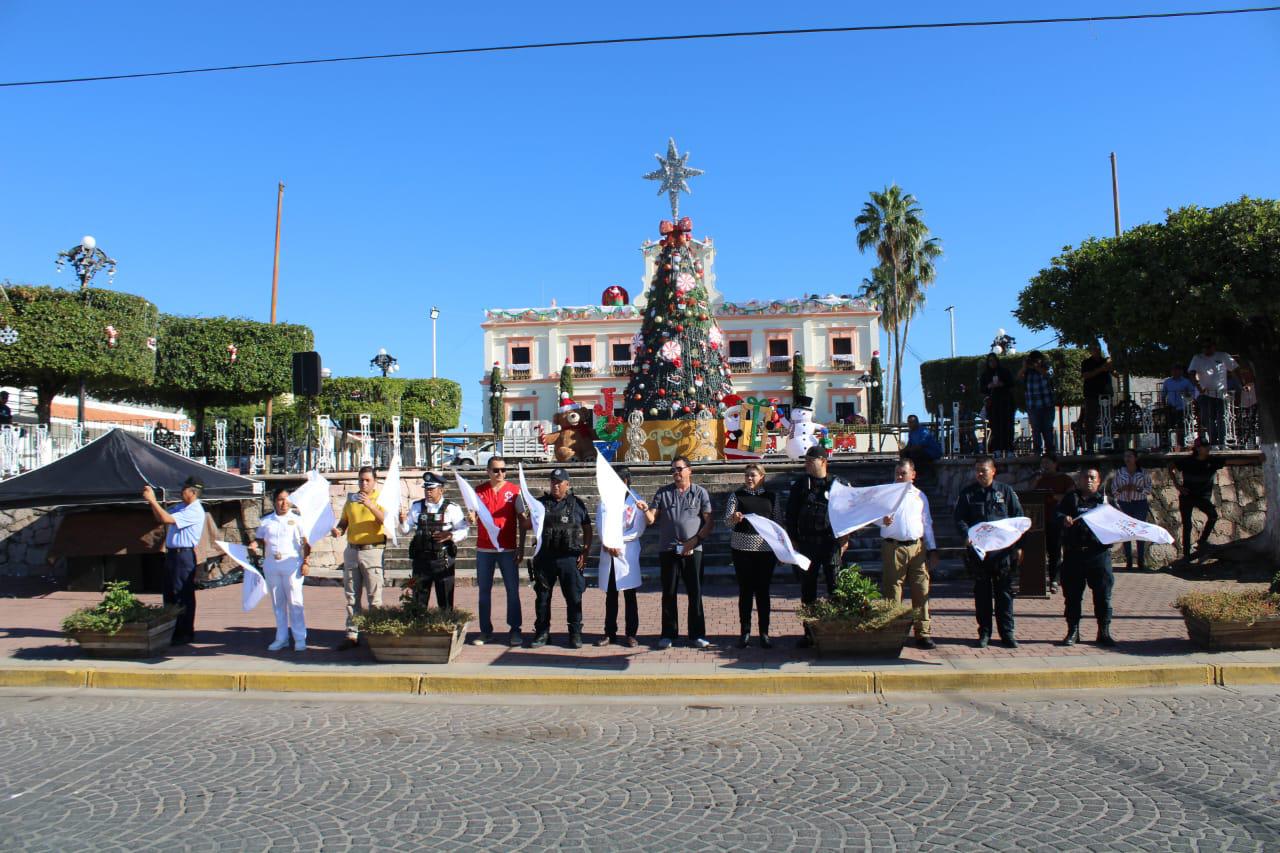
left=638, top=455, right=713, bottom=649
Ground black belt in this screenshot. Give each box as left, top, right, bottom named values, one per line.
left=884, top=537, right=921, bottom=546
left=169, top=546, right=195, bottom=551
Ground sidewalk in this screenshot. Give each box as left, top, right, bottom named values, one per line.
left=3, top=573, right=1277, bottom=695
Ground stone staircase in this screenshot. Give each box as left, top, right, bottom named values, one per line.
left=344, top=457, right=969, bottom=587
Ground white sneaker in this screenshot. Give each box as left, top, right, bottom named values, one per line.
left=267, top=638, right=289, bottom=651
left=694, top=638, right=712, bottom=649
left=293, top=642, right=307, bottom=652
left=657, top=638, right=673, bottom=650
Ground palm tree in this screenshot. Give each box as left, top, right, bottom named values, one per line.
left=853, top=186, right=942, bottom=423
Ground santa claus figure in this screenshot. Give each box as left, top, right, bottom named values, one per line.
left=784, top=395, right=825, bottom=461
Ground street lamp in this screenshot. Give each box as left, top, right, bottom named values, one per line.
left=857, top=372, right=881, bottom=422
left=370, top=347, right=399, bottom=377
left=990, top=329, right=1017, bottom=356
left=430, top=306, right=440, bottom=378
left=56, top=235, right=118, bottom=430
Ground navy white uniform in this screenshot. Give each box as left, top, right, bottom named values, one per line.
left=255, top=510, right=307, bottom=649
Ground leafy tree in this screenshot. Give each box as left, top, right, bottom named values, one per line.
left=1016, top=197, right=1280, bottom=559
left=488, top=364, right=506, bottom=436
left=919, top=349, right=1088, bottom=413
left=868, top=351, right=884, bottom=424
left=148, top=315, right=313, bottom=435
left=854, top=186, right=943, bottom=423
left=323, top=377, right=460, bottom=431
left=791, top=353, right=806, bottom=400
left=0, top=285, right=159, bottom=424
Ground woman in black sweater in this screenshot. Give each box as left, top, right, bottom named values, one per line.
left=724, top=462, right=781, bottom=648
left=980, top=354, right=1016, bottom=456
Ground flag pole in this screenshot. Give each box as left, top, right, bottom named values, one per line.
left=265, top=181, right=285, bottom=432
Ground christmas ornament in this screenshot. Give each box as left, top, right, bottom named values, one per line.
left=0, top=326, right=18, bottom=346
left=227, top=343, right=238, bottom=363
left=709, top=326, right=724, bottom=348
left=659, top=340, right=682, bottom=361
left=675, top=273, right=695, bottom=294
left=146, top=336, right=157, bottom=352
left=649, top=408, right=658, bottom=417
left=642, top=137, right=703, bottom=220
left=104, top=325, right=119, bottom=348
left=658, top=388, right=666, bottom=397
left=631, top=331, right=644, bottom=353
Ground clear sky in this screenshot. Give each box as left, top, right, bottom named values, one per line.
left=2, top=2, right=1277, bottom=431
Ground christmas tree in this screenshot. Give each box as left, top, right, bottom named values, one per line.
left=624, top=139, right=732, bottom=420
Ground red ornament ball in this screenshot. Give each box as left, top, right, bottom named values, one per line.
left=658, top=389, right=666, bottom=397
left=633, top=393, right=642, bottom=401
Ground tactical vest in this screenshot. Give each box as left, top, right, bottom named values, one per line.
left=409, top=499, right=457, bottom=572
left=541, top=495, right=585, bottom=556
left=795, top=477, right=835, bottom=541
left=733, top=489, right=775, bottom=534
left=1064, top=492, right=1108, bottom=556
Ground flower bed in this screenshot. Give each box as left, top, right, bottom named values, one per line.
left=62, top=581, right=182, bottom=658
left=1176, top=587, right=1280, bottom=651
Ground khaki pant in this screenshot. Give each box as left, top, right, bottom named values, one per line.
left=343, top=545, right=384, bottom=638
left=880, top=539, right=931, bottom=637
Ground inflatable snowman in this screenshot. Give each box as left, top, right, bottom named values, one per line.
left=784, top=395, right=824, bottom=461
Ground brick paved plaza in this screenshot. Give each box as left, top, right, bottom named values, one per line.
left=0, top=687, right=1276, bottom=850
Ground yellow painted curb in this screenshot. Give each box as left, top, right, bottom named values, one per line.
left=419, top=672, right=876, bottom=696
left=242, top=672, right=420, bottom=694
left=0, top=667, right=89, bottom=688
left=1218, top=663, right=1280, bottom=686
left=90, top=669, right=242, bottom=692
left=876, top=664, right=1215, bottom=694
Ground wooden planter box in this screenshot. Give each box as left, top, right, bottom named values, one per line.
left=68, top=617, right=178, bottom=658
left=806, top=612, right=914, bottom=657
left=364, top=623, right=468, bottom=663
left=1183, top=613, right=1280, bottom=651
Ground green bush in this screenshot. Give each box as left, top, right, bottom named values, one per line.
left=323, top=376, right=462, bottom=430
left=799, top=565, right=911, bottom=629
left=919, top=347, right=1089, bottom=415
left=1176, top=588, right=1279, bottom=624
left=353, top=586, right=473, bottom=636
left=61, top=581, right=180, bottom=636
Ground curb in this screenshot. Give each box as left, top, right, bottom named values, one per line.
left=0, top=663, right=1260, bottom=697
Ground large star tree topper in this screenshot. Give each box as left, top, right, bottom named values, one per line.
left=642, top=137, right=703, bottom=220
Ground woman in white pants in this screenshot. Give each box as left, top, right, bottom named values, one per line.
left=250, top=487, right=311, bottom=651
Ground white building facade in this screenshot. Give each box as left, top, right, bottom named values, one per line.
left=480, top=239, right=881, bottom=429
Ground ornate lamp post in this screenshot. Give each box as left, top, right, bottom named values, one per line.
left=370, top=347, right=399, bottom=377
left=857, top=372, right=881, bottom=424
left=56, top=235, right=118, bottom=429
left=990, top=329, right=1017, bottom=356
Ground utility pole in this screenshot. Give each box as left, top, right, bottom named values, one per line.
left=265, top=182, right=285, bottom=431
left=944, top=305, right=956, bottom=357
left=1109, top=152, right=1121, bottom=238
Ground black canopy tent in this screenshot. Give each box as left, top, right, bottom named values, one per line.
left=0, top=428, right=263, bottom=510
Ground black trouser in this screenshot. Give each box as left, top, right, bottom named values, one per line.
left=794, top=542, right=837, bottom=605
left=1062, top=551, right=1113, bottom=628
left=1179, top=494, right=1218, bottom=555
left=164, top=547, right=197, bottom=641
left=533, top=553, right=585, bottom=636
left=1045, top=516, right=1063, bottom=585
left=1197, top=395, right=1224, bottom=446
left=1082, top=397, right=1101, bottom=452
left=603, top=570, right=639, bottom=639
left=732, top=548, right=777, bottom=635
left=412, top=561, right=455, bottom=610
left=659, top=550, right=704, bottom=641
left=970, top=551, right=1015, bottom=639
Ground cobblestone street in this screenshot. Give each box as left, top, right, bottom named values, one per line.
left=0, top=687, right=1276, bottom=851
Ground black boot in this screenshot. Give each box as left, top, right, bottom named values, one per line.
left=1096, top=622, right=1117, bottom=647
left=527, top=632, right=549, bottom=649
left=1062, top=623, right=1080, bottom=646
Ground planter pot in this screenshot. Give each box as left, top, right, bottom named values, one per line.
left=806, top=612, right=914, bottom=657
left=67, top=617, right=178, bottom=658
left=364, top=623, right=468, bottom=663
left=1182, top=612, right=1280, bottom=651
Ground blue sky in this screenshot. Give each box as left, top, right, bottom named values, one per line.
left=2, top=2, right=1277, bottom=430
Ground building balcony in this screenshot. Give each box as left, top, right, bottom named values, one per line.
left=832, top=355, right=857, bottom=371
left=726, top=357, right=753, bottom=374
left=768, top=356, right=792, bottom=373
left=571, top=363, right=595, bottom=379
left=610, top=360, right=633, bottom=377
left=509, top=365, right=532, bottom=381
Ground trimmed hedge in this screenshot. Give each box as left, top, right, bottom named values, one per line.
left=919, top=348, right=1089, bottom=414
left=323, top=376, right=461, bottom=430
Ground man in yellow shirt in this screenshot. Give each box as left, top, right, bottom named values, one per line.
left=331, top=465, right=388, bottom=649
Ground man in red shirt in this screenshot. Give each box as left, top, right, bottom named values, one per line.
left=468, top=456, right=526, bottom=646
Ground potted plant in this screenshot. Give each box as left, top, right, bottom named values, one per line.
left=1176, top=576, right=1280, bottom=652
left=61, top=580, right=182, bottom=658
left=799, top=565, right=914, bottom=656
left=353, top=586, right=473, bottom=663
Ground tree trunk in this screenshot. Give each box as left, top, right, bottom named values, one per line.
left=889, top=259, right=903, bottom=423
left=34, top=383, right=60, bottom=426
left=900, top=317, right=915, bottom=417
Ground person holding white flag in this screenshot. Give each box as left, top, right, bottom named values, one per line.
left=595, top=465, right=646, bottom=647
left=1057, top=469, right=1117, bottom=647
left=331, top=466, right=388, bottom=650
left=784, top=446, right=850, bottom=647
left=462, top=457, right=525, bottom=647
left=724, top=462, right=782, bottom=649
left=877, top=459, right=939, bottom=650
left=248, top=486, right=311, bottom=651
left=954, top=455, right=1025, bottom=649
left=399, top=472, right=468, bottom=610
left=524, top=468, right=593, bottom=649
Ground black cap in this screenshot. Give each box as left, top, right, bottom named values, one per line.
left=182, top=476, right=204, bottom=491
left=550, top=467, right=571, bottom=482
left=422, top=472, right=445, bottom=488
left=804, top=444, right=830, bottom=460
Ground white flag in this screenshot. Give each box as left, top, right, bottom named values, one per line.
left=595, top=454, right=629, bottom=551
left=288, top=470, right=338, bottom=546
left=744, top=513, right=812, bottom=571
left=216, top=540, right=267, bottom=611
left=827, top=481, right=912, bottom=537
left=518, top=463, right=545, bottom=557
left=1081, top=503, right=1175, bottom=546
left=377, top=455, right=402, bottom=545
left=967, top=517, right=1032, bottom=560
left=455, top=470, right=499, bottom=547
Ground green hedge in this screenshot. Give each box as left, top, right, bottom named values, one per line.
left=919, top=348, right=1089, bottom=414
left=323, top=377, right=461, bottom=429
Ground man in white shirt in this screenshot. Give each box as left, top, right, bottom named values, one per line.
left=1187, top=337, right=1239, bottom=448
left=877, top=459, right=939, bottom=650
left=399, top=472, right=469, bottom=609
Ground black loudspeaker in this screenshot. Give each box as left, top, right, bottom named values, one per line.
left=292, top=351, right=322, bottom=396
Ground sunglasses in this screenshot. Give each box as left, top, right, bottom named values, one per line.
left=488, top=468, right=506, bottom=473
left=670, top=466, right=689, bottom=473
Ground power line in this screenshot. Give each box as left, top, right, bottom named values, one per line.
left=3, top=6, right=1277, bottom=89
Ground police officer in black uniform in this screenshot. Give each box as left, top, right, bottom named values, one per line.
left=1057, top=468, right=1117, bottom=647
left=526, top=468, right=592, bottom=649
left=401, top=472, right=468, bottom=609
left=953, top=455, right=1025, bottom=649
left=785, top=445, right=849, bottom=647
